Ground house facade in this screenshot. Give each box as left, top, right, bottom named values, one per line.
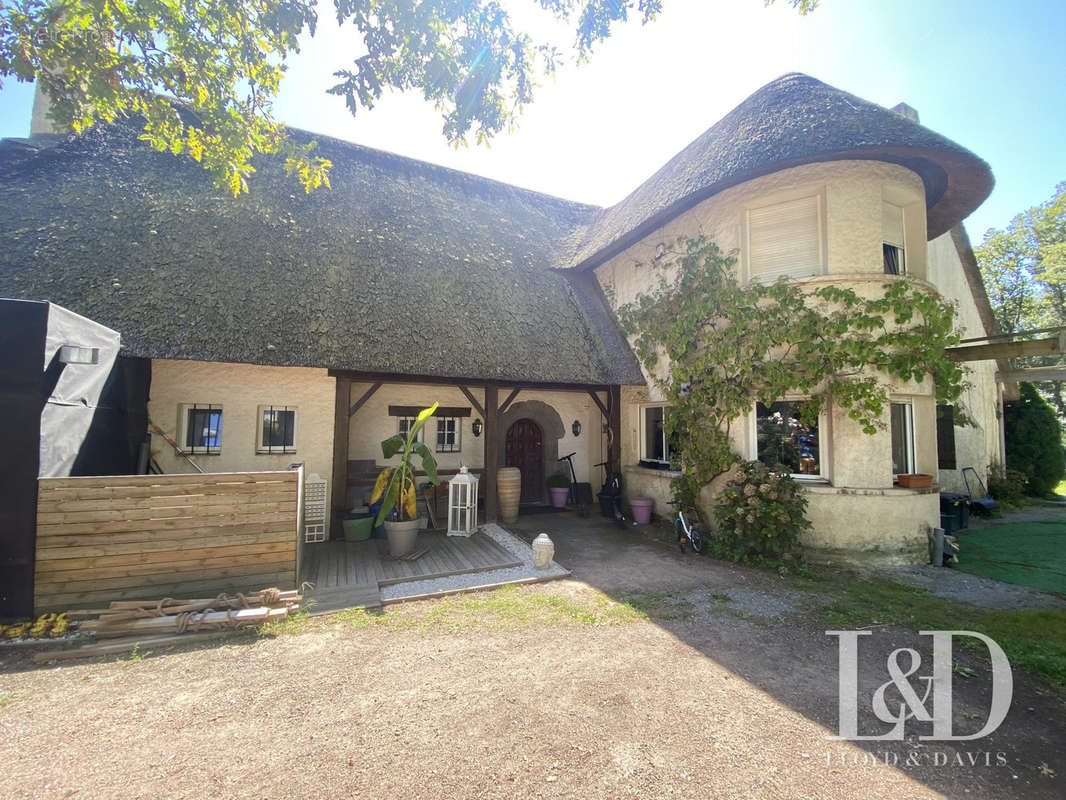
left=0, top=73, right=1003, bottom=563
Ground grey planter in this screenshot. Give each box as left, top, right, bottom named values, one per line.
left=385, top=518, right=421, bottom=558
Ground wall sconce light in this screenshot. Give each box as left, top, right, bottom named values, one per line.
left=472, top=418, right=483, bottom=437
left=572, top=420, right=582, bottom=437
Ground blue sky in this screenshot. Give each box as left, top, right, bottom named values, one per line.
left=2, top=0, right=1063, bottom=242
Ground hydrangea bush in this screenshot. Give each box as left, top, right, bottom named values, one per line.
left=711, top=461, right=811, bottom=561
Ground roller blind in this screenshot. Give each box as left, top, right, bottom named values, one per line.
left=882, top=201, right=905, bottom=247
left=748, top=195, right=822, bottom=282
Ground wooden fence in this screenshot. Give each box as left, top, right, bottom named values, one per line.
left=34, top=471, right=301, bottom=612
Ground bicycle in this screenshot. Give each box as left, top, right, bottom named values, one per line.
left=670, top=501, right=706, bottom=554
left=594, top=460, right=628, bottom=529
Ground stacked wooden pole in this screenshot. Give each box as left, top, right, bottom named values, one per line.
left=34, top=588, right=300, bottom=663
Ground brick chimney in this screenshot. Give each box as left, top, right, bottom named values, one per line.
left=891, top=102, right=920, bottom=124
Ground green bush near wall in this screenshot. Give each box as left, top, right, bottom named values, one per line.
left=1004, top=382, right=1066, bottom=497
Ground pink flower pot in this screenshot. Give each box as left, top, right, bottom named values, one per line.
left=630, top=497, right=654, bottom=525
left=549, top=487, right=569, bottom=508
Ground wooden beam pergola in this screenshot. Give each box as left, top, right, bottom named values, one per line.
left=946, top=329, right=1066, bottom=363
left=483, top=386, right=499, bottom=522
left=331, top=377, right=352, bottom=522
left=348, top=382, right=382, bottom=417
left=996, top=366, right=1066, bottom=383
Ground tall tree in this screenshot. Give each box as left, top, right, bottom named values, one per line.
left=0, top=0, right=817, bottom=194
left=976, top=182, right=1066, bottom=418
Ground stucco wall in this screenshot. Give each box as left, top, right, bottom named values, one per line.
left=596, top=159, right=998, bottom=562
left=148, top=359, right=336, bottom=510
left=926, top=232, right=1003, bottom=493
left=345, top=383, right=605, bottom=501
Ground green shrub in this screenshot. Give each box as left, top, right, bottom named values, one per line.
left=710, top=461, right=811, bottom=562
left=546, top=471, right=571, bottom=489
left=1004, top=382, right=1066, bottom=496
left=987, top=465, right=1028, bottom=507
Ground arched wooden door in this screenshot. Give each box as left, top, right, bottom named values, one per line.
left=505, top=418, right=544, bottom=503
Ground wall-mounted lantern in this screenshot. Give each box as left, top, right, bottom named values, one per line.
left=472, top=418, right=483, bottom=437
left=572, top=419, right=582, bottom=437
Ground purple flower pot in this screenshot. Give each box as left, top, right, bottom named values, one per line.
left=630, top=497, right=654, bottom=525
left=549, top=487, right=569, bottom=508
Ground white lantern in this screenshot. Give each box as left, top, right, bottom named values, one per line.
left=447, top=465, right=479, bottom=537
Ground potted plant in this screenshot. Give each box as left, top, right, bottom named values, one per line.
left=546, top=471, right=571, bottom=508
left=371, top=402, right=440, bottom=557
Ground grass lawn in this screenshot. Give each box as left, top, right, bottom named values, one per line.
left=955, top=520, right=1066, bottom=595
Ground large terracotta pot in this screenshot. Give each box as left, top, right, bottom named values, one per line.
left=497, top=467, right=522, bottom=524
left=384, top=518, right=420, bottom=557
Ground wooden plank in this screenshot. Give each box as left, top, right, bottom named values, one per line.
left=39, top=472, right=299, bottom=490
left=37, top=481, right=299, bottom=502
left=35, top=571, right=297, bottom=610
left=498, top=389, right=521, bottom=416
left=36, top=519, right=296, bottom=544
left=37, top=500, right=296, bottom=526
left=484, top=385, right=499, bottom=521
left=333, top=377, right=352, bottom=520
left=608, top=385, right=622, bottom=474
left=457, top=385, right=486, bottom=419
left=37, top=490, right=298, bottom=514
left=36, top=528, right=295, bottom=558
left=35, top=554, right=297, bottom=589
left=34, top=560, right=298, bottom=596
left=36, top=541, right=295, bottom=574
left=588, top=390, right=609, bottom=419
left=348, top=381, right=382, bottom=417
left=947, top=334, right=1066, bottom=362
left=35, top=510, right=296, bottom=536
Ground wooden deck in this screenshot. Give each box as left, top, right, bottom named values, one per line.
left=301, top=531, right=522, bottom=612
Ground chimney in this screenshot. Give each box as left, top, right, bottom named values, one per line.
left=891, top=102, right=920, bottom=124
left=30, top=83, right=57, bottom=136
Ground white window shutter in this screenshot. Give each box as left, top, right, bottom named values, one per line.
left=882, top=201, right=905, bottom=247
left=748, top=195, right=822, bottom=282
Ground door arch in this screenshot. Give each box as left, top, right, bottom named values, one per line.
left=505, top=419, right=544, bottom=504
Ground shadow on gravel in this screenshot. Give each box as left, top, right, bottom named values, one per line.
left=509, top=511, right=1066, bottom=800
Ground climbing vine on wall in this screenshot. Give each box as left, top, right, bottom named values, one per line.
left=614, top=235, right=968, bottom=508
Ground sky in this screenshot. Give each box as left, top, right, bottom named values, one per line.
left=1, top=0, right=1064, bottom=242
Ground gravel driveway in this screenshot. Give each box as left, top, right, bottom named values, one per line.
left=1, top=512, right=1062, bottom=799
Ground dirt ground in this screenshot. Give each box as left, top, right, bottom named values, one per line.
left=1, top=512, right=1063, bottom=800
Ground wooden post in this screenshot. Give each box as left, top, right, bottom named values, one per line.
left=331, top=377, right=352, bottom=535
left=484, top=385, right=499, bottom=522
left=607, top=385, right=622, bottom=475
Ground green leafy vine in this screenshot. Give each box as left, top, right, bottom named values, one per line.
left=614, top=235, right=968, bottom=508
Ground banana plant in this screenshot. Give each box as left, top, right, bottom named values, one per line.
left=372, top=402, right=440, bottom=525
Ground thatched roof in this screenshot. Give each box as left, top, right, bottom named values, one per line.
left=0, top=73, right=992, bottom=385
left=0, top=125, right=642, bottom=386
left=564, top=73, right=994, bottom=270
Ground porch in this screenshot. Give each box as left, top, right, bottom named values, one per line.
left=300, top=524, right=568, bottom=612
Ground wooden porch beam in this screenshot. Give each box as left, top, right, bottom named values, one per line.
left=327, top=368, right=611, bottom=394
left=587, top=390, right=609, bottom=420
left=457, top=385, right=486, bottom=419
left=484, top=386, right=499, bottom=522
left=947, top=334, right=1066, bottom=363
left=348, top=382, right=383, bottom=417
left=997, top=366, right=1066, bottom=383
left=331, top=378, right=352, bottom=523
left=607, top=385, right=621, bottom=475
left=498, top=388, right=521, bottom=416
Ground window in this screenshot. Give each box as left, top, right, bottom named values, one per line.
left=747, top=194, right=823, bottom=282
left=397, top=417, right=424, bottom=443
left=890, top=402, right=915, bottom=477
left=435, top=417, right=461, bottom=453
left=183, top=404, right=222, bottom=454
left=258, top=406, right=297, bottom=453
left=883, top=201, right=906, bottom=275
left=755, top=401, right=822, bottom=476
left=640, top=406, right=678, bottom=469
left=936, top=404, right=957, bottom=470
